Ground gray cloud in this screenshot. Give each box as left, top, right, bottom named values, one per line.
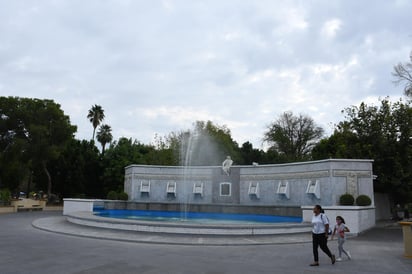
left=0, top=0, right=410, bottom=149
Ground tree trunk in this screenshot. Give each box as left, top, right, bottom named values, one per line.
left=42, top=161, right=52, bottom=197
left=102, top=143, right=106, bottom=155
left=26, top=172, right=33, bottom=198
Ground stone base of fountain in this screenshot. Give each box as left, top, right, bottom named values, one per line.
left=65, top=211, right=311, bottom=236
left=33, top=214, right=313, bottom=245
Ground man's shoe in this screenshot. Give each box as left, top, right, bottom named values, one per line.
left=347, top=251, right=351, bottom=260
left=336, top=257, right=343, bottom=261
left=331, top=254, right=336, bottom=264
left=310, top=262, right=319, bottom=266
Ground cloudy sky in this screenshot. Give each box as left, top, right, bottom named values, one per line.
left=0, top=0, right=411, bottom=149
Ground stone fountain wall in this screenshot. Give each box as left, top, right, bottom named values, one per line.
left=123, top=159, right=374, bottom=217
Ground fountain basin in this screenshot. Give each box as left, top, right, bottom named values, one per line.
left=66, top=211, right=311, bottom=236
left=94, top=209, right=302, bottom=224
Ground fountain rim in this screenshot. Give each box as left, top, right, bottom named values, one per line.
left=93, top=208, right=302, bottom=225
left=65, top=211, right=311, bottom=236
left=124, top=158, right=374, bottom=169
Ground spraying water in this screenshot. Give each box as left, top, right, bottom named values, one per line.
left=179, top=128, right=221, bottom=219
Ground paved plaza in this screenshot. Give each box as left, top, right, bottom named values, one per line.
left=0, top=211, right=411, bottom=274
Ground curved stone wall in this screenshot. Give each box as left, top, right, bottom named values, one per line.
left=124, top=159, right=374, bottom=208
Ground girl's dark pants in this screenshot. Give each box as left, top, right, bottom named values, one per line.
left=312, top=233, right=333, bottom=262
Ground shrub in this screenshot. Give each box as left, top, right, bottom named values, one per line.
left=339, top=193, right=355, bottom=205
left=0, top=188, right=11, bottom=204
left=117, top=192, right=128, bottom=201
left=106, top=191, right=118, bottom=200
left=356, top=195, right=372, bottom=206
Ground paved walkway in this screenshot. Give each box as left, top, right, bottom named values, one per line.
left=0, top=211, right=411, bottom=274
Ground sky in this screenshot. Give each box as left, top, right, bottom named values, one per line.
left=0, top=0, right=411, bottom=150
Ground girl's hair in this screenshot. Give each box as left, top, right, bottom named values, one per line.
left=336, top=215, right=346, bottom=224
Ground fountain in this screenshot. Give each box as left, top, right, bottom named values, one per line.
left=62, top=130, right=376, bottom=241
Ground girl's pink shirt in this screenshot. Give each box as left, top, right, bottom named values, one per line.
left=334, top=222, right=346, bottom=238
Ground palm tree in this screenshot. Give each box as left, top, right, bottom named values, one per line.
left=96, top=124, right=113, bottom=154
left=87, top=105, right=105, bottom=140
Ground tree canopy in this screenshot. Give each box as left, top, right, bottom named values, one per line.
left=0, top=97, right=76, bottom=196
left=164, top=120, right=242, bottom=166
left=96, top=124, right=113, bottom=154
left=393, top=51, right=412, bottom=97
left=313, top=98, right=412, bottom=204
left=87, top=104, right=105, bottom=140
left=1, top=91, right=411, bottom=206
left=263, top=111, right=324, bottom=162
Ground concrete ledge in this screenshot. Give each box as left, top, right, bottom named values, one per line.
left=65, top=211, right=311, bottom=236
left=32, top=216, right=313, bottom=246
left=63, top=199, right=104, bottom=215
left=302, top=205, right=376, bottom=234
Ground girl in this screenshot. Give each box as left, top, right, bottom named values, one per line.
left=331, top=215, right=351, bottom=261
left=310, top=205, right=336, bottom=266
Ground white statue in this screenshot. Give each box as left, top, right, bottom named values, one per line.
left=222, top=156, right=233, bottom=175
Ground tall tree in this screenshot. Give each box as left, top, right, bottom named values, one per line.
left=393, top=51, right=412, bottom=97
left=87, top=104, right=105, bottom=140
left=0, top=97, right=76, bottom=196
left=165, top=120, right=241, bottom=166
left=197, top=120, right=241, bottom=165
left=311, top=122, right=361, bottom=159
left=101, top=138, right=157, bottom=194
left=50, top=139, right=102, bottom=198
left=312, top=98, right=412, bottom=204
left=96, top=124, right=113, bottom=154
left=0, top=97, right=28, bottom=190
left=238, top=141, right=264, bottom=165
left=263, top=111, right=324, bottom=162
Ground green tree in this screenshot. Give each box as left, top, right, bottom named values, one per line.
left=87, top=104, right=105, bottom=140
left=238, top=141, right=266, bottom=165
left=0, top=97, right=76, bottom=196
left=50, top=139, right=102, bottom=198
left=96, top=124, right=113, bottom=154
left=151, top=133, right=177, bottom=165
left=199, top=121, right=241, bottom=164
left=264, top=111, right=324, bottom=162
left=312, top=122, right=362, bottom=159
left=0, top=97, right=30, bottom=190
left=393, top=51, right=412, bottom=97
left=101, top=138, right=157, bottom=194
left=165, top=121, right=241, bottom=166
left=313, top=98, right=412, bottom=204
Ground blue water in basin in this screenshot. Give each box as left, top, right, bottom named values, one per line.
left=93, top=209, right=302, bottom=224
